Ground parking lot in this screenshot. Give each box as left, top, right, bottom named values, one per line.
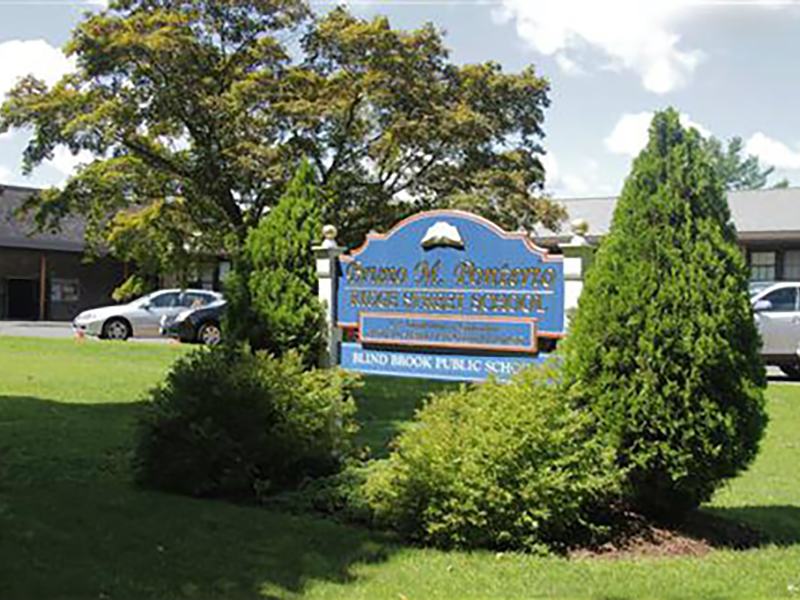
left=0, top=320, right=795, bottom=383
left=0, top=321, right=172, bottom=343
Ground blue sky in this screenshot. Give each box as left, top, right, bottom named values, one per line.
left=2, top=0, right=800, bottom=199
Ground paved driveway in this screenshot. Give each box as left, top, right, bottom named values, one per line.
left=0, top=321, right=75, bottom=339
left=0, top=323, right=797, bottom=379
left=0, top=321, right=170, bottom=343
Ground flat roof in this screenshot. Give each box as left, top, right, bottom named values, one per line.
left=5, top=183, right=800, bottom=252
left=532, top=187, right=800, bottom=245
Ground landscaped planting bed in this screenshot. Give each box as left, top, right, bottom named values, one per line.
left=0, top=337, right=798, bottom=599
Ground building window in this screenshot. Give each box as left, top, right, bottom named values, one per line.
left=219, top=261, right=232, bottom=281
left=50, top=279, right=80, bottom=303
left=750, top=251, right=776, bottom=281
left=188, top=265, right=216, bottom=290
left=784, top=250, right=800, bottom=281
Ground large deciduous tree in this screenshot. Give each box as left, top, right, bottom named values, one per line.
left=0, top=0, right=562, bottom=255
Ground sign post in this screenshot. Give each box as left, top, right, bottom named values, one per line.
left=320, top=210, right=572, bottom=382
left=313, top=225, right=346, bottom=368
left=559, top=218, right=595, bottom=326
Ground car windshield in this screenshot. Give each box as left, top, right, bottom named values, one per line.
left=749, top=282, right=774, bottom=298
left=132, top=292, right=172, bottom=307
left=131, top=294, right=155, bottom=307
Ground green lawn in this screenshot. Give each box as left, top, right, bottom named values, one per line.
left=1, top=336, right=799, bottom=599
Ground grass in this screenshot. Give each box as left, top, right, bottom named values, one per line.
left=0, top=336, right=799, bottom=599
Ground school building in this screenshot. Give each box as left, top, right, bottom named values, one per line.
left=0, top=183, right=223, bottom=321
left=533, top=187, right=800, bottom=282
left=3, top=183, right=800, bottom=321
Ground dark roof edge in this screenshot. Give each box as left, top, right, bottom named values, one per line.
left=0, top=236, right=85, bottom=252
left=0, top=183, right=44, bottom=194
left=551, top=186, right=800, bottom=203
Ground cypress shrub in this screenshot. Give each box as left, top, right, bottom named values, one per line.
left=563, top=109, right=767, bottom=517
left=225, top=159, right=327, bottom=366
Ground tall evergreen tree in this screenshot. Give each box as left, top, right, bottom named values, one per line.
left=564, top=109, right=767, bottom=517
left=225, top=159, right=325, bottom=366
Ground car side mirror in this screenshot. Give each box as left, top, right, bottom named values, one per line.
left=141, top=301, right=152, bottom=310
left=753, top=299, right=772, bottom=313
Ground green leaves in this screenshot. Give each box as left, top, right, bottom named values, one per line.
left=564, top=108, right=768, bottom=517
left=133, top=343, right=359, bottom=499
left=703, top=135, right=779, bottom=191
left=224, top=158, right=325, bottom=367
left=1, top=0, right=561, bottom=259
left=366, top=367, right=623, bottom=552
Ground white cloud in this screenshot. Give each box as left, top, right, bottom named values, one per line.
left=605, top=112, right=654, bottom=156
left=48, top=146, right=93, bottom=180
left=541, top=151, right=560, bottom=187
left=496, top=0, right=704, bottom=93
left=745, top=133, right=800, bottom=170
left=605, top=110, right=709, bottom=157
left=554, top=53, right=585, bottom=76
left=561, top=174, right=591, bottom=196
left=0, top=39, right=75, bottom=99
left=542, top=151, right=605, bottom=197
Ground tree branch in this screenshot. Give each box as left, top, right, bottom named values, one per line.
left=322, top=92, right=362, bottom=185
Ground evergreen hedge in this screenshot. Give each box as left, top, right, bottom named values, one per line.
left=563, top=109, right=767, bottom=516
left=225, top=159, right=327, bottom=366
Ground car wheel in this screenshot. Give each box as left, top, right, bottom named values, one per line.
left=197, top=322, right=222, bottom=346
left=780, top=363, right=800, bottom=380
left=103, top=318, right=131, bottom=341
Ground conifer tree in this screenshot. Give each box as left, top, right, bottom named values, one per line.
left=225, top=159, right=326, bottom=366
left=564, top=109, right=767, bottom=517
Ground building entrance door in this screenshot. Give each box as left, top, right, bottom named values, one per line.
left=6, top=279, right=40, bottom=320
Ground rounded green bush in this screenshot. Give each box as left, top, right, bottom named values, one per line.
left=133, top=344, right=359, bottom=499
left=563, top=109, right=767, bottom=517
left=365, top=367, right=623, bottom=552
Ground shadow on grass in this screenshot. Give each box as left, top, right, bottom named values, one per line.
left=703, top=505, right=800, bottom=545
left=0, top=395, right=394, bottom=600
left=766, top=373, right=799, bottom=384
left=353, top=375, right=459, bottom=457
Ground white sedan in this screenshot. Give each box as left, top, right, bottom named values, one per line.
left=73, top=289, right=223, bottom=341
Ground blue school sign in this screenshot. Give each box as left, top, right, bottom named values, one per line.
left=335, top=210, right=564, bottom=381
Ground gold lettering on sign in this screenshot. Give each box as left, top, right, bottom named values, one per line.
left=453, top=261, right=557, bottom=290
left=346, top=261, right=408, bottom=285
left=413, top=259, right=445, bottom=287
left=471, top=292, right=545, bottom=315
left=349, top=290, right=400, bottom=309
left=402, top=291, right=466, bottom=312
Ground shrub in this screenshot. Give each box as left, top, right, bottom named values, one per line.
left=225, top=159, right=327, bottom=367
left=365, top=366, right=623, bottom=552
left=563, top=109, right=767, bottom=517
left=264, top=462, right=374, bottom=524
left=133, top=344, right=360, bottom=499
left=111, top=274, right=149, bottom=303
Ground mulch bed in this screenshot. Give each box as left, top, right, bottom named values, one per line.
left=570, top=510, right=765, bottom=560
